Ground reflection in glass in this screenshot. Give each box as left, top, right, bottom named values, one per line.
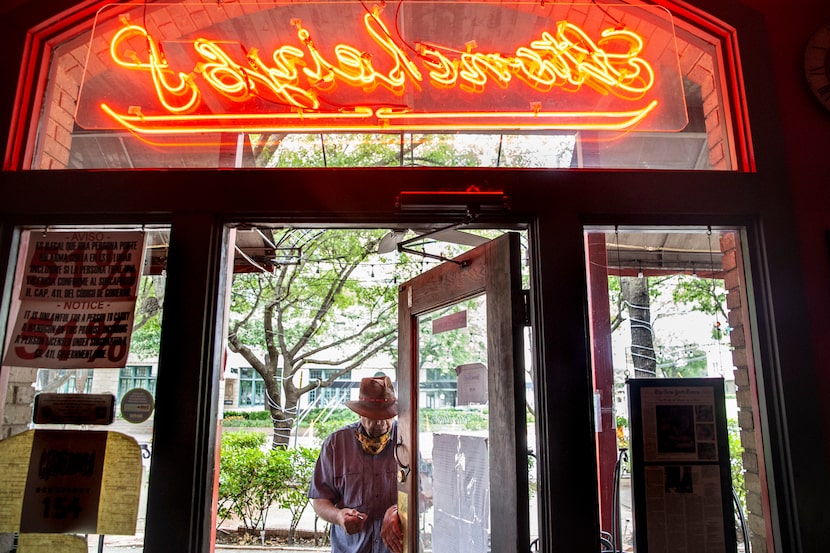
left=583, top=227, right=766, bottom=553
left=417, top=296, right=490, bottom=552
left=0, top=227, right=169, bottom=552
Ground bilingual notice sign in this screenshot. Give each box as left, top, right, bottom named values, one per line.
left=2, top=231, right=145, bottom=369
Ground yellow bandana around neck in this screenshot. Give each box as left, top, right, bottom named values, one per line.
left=355, top=427, right=392, bottom=455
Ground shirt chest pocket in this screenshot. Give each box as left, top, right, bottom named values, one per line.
left=334, top=470, right=364, bottom=509
left=335, top=465, right=397, bottom=513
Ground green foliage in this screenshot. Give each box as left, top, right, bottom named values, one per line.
left=228, top=228, right=408, bottom=448
left=229, top=228, right=398, bottom=363
left=129, top=316, right=161, bottom=359
left=306, top=408, right=359, bottom=442
left=727, top=418, right=746, bottom=510
left=222, top=410, right=273, bottom=427
left=672, top=278, right=725, bottom=316
left=277, top=446, right=320, bottom=542
left=657, top=345, right=709, bottom=378
left=223, top=431, right=267, bottom=450
left=223, top=418, right=272, bottom=428
left=419, top=408, right=488, bottom=430
left=218, top=431, right=290, bottom=530
left=266, top=133, right=485, bottom=168
left=672, top=278, right=728, bottom=340
left=258, top=132, right=577, bottom=168
left=129, top=276, right=164, bottom=360
left=217, top=431, right=321, bottom=534
left=224, top=410, right=271, bottom=421
left=417, top=298, right=487, bottom=372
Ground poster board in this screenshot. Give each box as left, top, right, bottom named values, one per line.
left=627, top=378, right=736, bottom=553
left=0, top=430, right=141, bottom=535
left=431, top=433, right=489, bottom=553
left=2, top=231, right=145, bottom=369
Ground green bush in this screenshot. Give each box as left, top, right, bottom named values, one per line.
left=222, top=409, right=271, bottom=425
left=420, top=407, right=488, bottom=430
left=217, top=430, right=321, bottom=537
left=278, top=446, right=320, bottom=543
left=727, top=418, right=746, bottom=510
left=217, top=431, right=292, bottom=530
left=222, top=430, right=267, bottom=450
left=223, top=418, right=272, bottom=427
left=306, top=408, right=359, bottom=442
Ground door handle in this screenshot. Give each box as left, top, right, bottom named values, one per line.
left=394, top=440, right=411, bottom=483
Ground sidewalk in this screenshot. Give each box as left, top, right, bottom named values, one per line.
left=87, top=479, right=331, bottom=553
left=87, top=468, right=633, bottom=552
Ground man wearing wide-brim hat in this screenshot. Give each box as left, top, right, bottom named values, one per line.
left=309, top=375, right=403, bottom=553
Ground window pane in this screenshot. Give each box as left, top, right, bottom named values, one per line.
left=0, top=226, right=169, bottom=551
left=584, top=227, right=768, bottom=553
left=26, top=2, right=739, bottom=170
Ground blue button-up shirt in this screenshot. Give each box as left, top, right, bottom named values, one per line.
left=309, top=421, right=398, bottom=553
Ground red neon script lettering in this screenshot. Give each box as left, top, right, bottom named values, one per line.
left=101, top=10, right=658, bottom=133
left=110, top=23, right=200, bottom=113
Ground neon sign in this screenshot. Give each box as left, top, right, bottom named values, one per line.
left=77, top=2, right=686, bottom=139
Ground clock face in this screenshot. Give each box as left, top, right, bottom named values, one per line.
left=804, top=23, right=830, bottom=111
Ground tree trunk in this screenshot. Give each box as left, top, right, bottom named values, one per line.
left=621, top=276, right=656, bottom=377
left=270, top=383, right=301, bottom=449
left=39, top=370, right=74, bottom=392
left=74, top=369, right=90, bottom=393
left=271, top=410, right=294, bottom=449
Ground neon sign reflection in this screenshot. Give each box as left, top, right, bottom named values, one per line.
left=100, top=9, right=659, bottom=136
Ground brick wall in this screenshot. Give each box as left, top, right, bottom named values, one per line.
left=721, top=232, right=770, bottom=553
left=1, top=367, right=37, bottom=439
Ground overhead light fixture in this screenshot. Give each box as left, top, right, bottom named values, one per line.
left=377, top=230, right=408, bottom=254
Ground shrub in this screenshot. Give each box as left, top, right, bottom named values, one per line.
left=217, top=431, right=292, bottom=531
left=217, top=430, right=322, bottom=539
left=277, top=446, right=320, bottom=543
left=419, top=407, right=488, bottom=431
left=223, top=431, right=267, bottom=451
left=223, top=410, right=272, bottom=426
left=306, top=408, right=359, bottom=442
left=727, top=418, right=746, bottom=510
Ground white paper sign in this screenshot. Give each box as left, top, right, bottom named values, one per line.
left=2, top=231, right=145, bottom=369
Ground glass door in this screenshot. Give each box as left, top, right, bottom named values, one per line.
left=396, top=232, right=530, bottom=552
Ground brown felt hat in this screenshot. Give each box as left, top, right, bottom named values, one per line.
left=346, top=376, right=398, bottom=420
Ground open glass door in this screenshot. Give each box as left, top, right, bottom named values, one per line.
left=396, top=232, right=529, bottom=553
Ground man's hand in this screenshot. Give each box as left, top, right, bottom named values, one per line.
left=312, top=499, right=366, bottom=535
left=381, top=504, right=402, bottom=553
left=340, top=508, right=367, bottom=535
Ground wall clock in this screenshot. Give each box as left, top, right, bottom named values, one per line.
left=804, top=22, right=830, bottom=111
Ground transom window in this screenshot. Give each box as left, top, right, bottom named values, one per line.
left=20, top=1, right=746, bottom=171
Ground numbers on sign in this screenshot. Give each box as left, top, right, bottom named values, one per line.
left=96, top=245, right=138, bottom=297
left=41, top=496, right=83, bottom=520
left=57, top=321, right=78, bottom=361
left=13, top=316, right=52, bottom=360
left=14, top=314, right=129, bottom=363
left=86, top=317, right=129, bottom=363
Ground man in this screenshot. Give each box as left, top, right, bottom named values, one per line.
left=309, top=375, right=403, bottom=553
